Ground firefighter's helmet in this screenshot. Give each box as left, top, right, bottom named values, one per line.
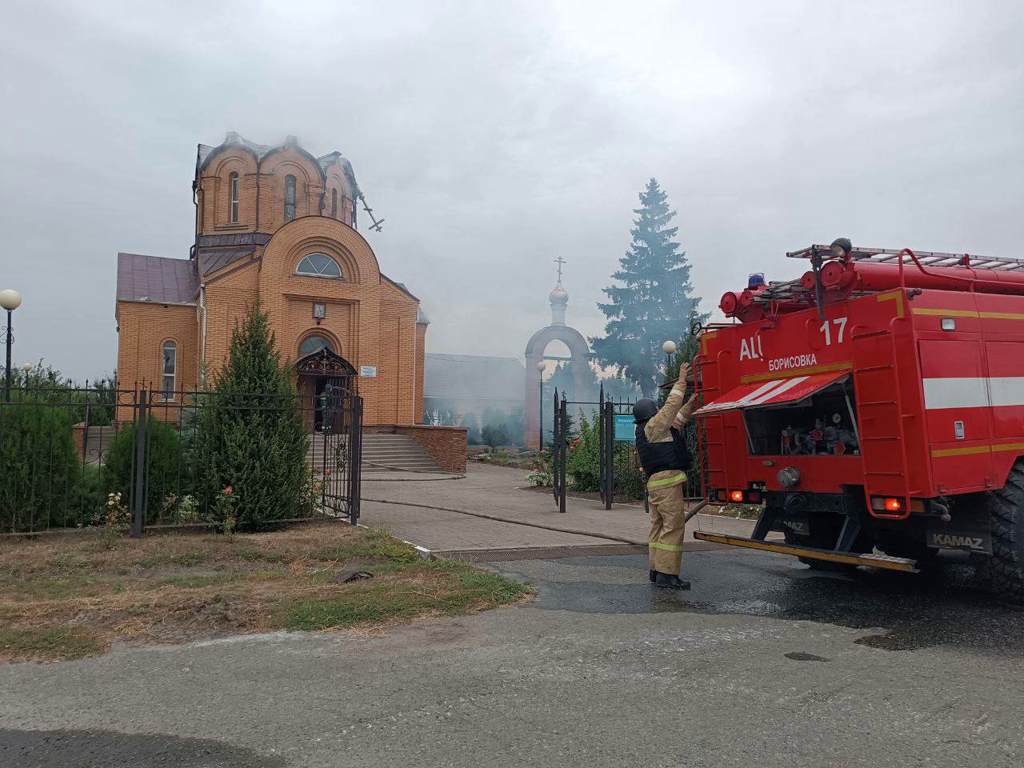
left=633, top=398, right=658, bottom=423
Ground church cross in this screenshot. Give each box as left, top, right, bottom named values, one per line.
left=554, top=255, right=566, bottom=285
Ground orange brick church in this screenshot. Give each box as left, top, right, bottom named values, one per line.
left=115, top=133, right=427, bottom=425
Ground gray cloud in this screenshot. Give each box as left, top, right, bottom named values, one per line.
left=1, top=0, right=1021, bottom=380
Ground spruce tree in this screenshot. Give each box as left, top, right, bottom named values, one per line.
left=191, top=302, right=309, bottom=529
left=593, top=179, right=704, bottom=397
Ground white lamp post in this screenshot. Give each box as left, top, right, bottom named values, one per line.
left=536, top=360, right=547, bottom=451
left=661, top=340, right=677, bottom=386
left=0, top=289, right=22, bottom=402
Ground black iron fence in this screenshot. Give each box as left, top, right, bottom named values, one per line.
left=0, top=384, right=362, bottom=535
left=551, top=385, right=705, bottom=513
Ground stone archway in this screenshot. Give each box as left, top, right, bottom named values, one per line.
left=524, top=325, right=591, bottom=448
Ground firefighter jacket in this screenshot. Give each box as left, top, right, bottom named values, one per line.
left=635, top=385, right=692, bottom=480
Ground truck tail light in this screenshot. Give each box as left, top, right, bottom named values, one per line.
left=869, top=496, right=925, bottom=514
left=713, top=489, right=764, bottom=504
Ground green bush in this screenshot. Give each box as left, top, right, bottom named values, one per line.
left=103, top=417, right=185, bottom=522
left=189, top=303, right=309, bottom=530
left=565, top=410, right=646, bottom=500
left=0, top=402, right=79, bottom=530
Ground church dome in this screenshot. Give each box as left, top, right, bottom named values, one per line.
left=549, top=285, right=569, bottom=305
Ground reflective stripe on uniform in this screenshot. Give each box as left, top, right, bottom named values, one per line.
left=649, top=541, right=684, bottom=552
left=647, top=471, right=686, bottom=490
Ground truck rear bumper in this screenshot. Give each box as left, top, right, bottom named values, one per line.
left=692, top=531, right=919, bottom=573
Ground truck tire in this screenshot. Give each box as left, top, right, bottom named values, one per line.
left=987, top=460, right=1024, bottom=600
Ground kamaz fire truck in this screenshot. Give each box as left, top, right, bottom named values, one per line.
left=692, top=240, right=1024, bottom=598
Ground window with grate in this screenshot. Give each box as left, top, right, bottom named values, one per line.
left=161, top=340, right=177, bottom=399
left=229, top=172, right=239, bottom=223
left=331, top=188, right=338, bottom=218
left=296, top=252, right=342, bottom=278
left=284, top=174, right=296, bottom=221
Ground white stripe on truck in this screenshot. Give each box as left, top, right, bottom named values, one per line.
left=923, top=377, right=1024, bottom=410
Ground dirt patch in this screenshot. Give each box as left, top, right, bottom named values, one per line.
left=0, top=525, right=531, bottom=663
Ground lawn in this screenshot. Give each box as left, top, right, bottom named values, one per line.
left=0, top=524, right=531, bottom=663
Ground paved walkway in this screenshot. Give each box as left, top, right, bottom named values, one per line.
left=4, top=550, right=1018, bottom=767
left=361, top=462, right=760, bottom=558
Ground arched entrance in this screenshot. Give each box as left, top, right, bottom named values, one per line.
left=524, top=325, right=591, bottom=448
left=296, top=346, right=357, bottom=431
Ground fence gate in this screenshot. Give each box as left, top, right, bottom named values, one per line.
left=312, top=383, right=363, bottom=525
left=551, top=391, right=568, bottom=513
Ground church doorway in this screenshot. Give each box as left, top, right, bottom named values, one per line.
left=295, top=341, right=357, bottom=432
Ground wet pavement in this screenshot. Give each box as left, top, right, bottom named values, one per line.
left=3, top=548, right=1024, bottom=767
left=493, top=548, right=1024, bottom=655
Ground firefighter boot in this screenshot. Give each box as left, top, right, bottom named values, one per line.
left=655, top=572, right=691, bottom=590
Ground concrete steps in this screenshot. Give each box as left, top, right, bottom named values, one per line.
left=308, top=432, right=442, bottom=472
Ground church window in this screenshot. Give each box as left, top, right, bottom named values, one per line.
left=299, top=334, right=334, bottom=357
left=296, top=252, right=342, bottom=278
left=229, top=172, right=239, bottom=223
left=284, top=174, right=296, bottom=221
left=161, top=340, right=177, bottom=399
left=331, top=188, right=338, bottom=218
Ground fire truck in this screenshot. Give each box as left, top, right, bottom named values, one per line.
left=692, top=240, right=1024, bottom=598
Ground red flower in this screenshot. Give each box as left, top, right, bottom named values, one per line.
left=223, top=485, right=233, bottom=495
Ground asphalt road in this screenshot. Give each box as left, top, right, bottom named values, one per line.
left=3, top=548, right=1024, bottom=767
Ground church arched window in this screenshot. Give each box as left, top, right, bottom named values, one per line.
left=161, top=340, right=177, bottom=399
left=298, top=334, right=334, bottom=357
left=228, top=172, right=239, bottom=223
left=284, top=174, right=296, bottom=221
left=296, top=252, right=342, bottom=278
left=331, top=188, right=338, bottom=218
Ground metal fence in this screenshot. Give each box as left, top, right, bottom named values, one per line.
left=0, top=384, right=362, bottom=535
left=551, top=385, right=705, bottom=514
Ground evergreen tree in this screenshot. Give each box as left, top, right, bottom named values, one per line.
left=191, top=302, right=309, bottom=529
left=593, top=179, right=704, bottom=396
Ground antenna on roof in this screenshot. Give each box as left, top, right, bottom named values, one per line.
left=359, top=194, right=385, bottom=232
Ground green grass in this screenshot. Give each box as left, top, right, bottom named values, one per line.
left=277, top=561, right=531, bottom=631
left=0, top=524, right=532, bottom=662
left=0, top=627, right=105, bottom=661
left=311, top=528, right=420, bottom=564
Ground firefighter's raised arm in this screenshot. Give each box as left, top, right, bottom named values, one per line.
left=644, top=363, right=698, bottom=442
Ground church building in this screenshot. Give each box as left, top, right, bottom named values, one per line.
left=114, top=132, right=427, bottom=425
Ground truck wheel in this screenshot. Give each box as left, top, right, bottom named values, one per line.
left=987, top=460, right=1024, bottom=600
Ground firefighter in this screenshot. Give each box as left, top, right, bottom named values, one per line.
left=634, top=365, right=699, bottom=590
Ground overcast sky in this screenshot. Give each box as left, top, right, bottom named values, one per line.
left=1, top=0, right=1021, bottom=381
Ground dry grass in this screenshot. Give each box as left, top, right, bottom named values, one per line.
left=0, top=524, right=531, bottom=663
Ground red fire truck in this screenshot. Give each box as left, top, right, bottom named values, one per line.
left=693, top=241, right=1024, bottom=598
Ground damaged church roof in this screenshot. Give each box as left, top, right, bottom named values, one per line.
left=196, top=132, right=361, bottom=198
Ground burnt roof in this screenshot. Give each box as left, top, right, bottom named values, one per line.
left=116, top=253, right=198, bottom=305
left=196, top=133, right=361, bottom=197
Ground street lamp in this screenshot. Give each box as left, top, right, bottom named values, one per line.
left=661, top=339, right=677, bottom=386
left=0, top=289, right=22, bottom=402
left=536, top=360, right=546, bottom=451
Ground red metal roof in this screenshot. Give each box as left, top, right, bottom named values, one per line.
left=696, top=372, right=848, bottom=415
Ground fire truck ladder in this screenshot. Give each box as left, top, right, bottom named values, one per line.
left=787, top=245, right=1024, bottom=271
